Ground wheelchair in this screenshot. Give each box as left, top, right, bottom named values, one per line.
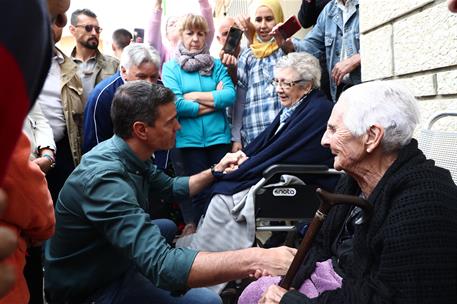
left=253, top=164, right=342, bottom=247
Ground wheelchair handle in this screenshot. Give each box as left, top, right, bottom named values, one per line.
left=279, top=188, right=373, bottom=290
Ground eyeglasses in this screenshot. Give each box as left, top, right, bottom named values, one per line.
left=272, top=78, right=305, bottom=89
left=75, top=24, right=102, bottom=34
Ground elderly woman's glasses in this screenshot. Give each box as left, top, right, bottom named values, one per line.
left=272, top=78, right=305, bottom=89
left=75, top=24, right=102, bottom=34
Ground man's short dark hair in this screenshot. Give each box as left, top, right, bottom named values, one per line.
left=112, top=28, right=132, bottom=50
left=111, top=81, right=175, bottom=139
left=71, top=9, right=97, bottom=26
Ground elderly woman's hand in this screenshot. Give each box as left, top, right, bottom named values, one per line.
left=235, top=15, right=255, bottom=45
left=259, top=284, right=288, bottom=304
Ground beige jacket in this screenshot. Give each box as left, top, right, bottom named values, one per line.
left=58, top=48, right=85, bottom=165
left=70, top=47, right=119, bottom=86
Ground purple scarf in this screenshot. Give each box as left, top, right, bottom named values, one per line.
left=175, top=43, right=214, bottom=76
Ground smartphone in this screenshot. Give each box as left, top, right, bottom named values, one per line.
left=133, top=28, right=144, bottom=43
left=223, top=27, right=243, bottom=55
left=277, top=16, right=302, bottom=39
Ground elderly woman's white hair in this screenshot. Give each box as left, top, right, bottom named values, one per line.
left=120, top=43, right=161, bottom=70
left=274, top=52, right=321, bottom=89
left=340, top=81, right=420, bottom=152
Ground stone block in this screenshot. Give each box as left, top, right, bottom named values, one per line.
left=387, top=74, right=436, bottom=97
left=360, top=0, right=433, bottom=33
left=361, top=25, right=393, bottom=81
left=393, top=2, right=457, bottom=75
left=437, top=70, right=457, bottom=95
left=417, top=98, right=457, bottom=131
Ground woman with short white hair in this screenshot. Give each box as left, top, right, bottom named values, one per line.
left=241, top=81, right=457, bottom=304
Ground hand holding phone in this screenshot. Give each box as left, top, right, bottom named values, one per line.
left=223, top=27, right=243, bottom=55
left=277, top=16, right=302, bottom=40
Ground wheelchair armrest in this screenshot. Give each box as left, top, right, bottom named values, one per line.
left=262, top=164, right=332, bottom=182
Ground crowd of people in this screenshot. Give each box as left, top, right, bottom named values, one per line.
left=0, top=0, right=456, bottom=303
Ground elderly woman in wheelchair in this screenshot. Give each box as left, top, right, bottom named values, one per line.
left=176, top=52, right=336, bottom=285
left=238, top=81, right=457, bottom=304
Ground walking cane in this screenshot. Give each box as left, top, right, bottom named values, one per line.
left=279, top=188, right=373, bottom=289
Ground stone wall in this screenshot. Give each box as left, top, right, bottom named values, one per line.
left=360, top=0, right=457, bottom=130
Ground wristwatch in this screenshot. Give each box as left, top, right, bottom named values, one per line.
left=210, top=164, right=224, bottom=179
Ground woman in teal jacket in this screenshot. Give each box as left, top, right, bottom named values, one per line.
left=162, top=14, right=235, bottom=226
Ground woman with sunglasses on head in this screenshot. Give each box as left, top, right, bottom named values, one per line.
left=161, top=14, right=236, bottom=229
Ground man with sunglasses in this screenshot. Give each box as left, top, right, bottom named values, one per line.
left=69, top=9, right=119, bottom=102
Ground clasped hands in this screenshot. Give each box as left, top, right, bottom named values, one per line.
left=213, top=150, right=248, bottom=174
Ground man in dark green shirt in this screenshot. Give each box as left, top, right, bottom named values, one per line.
left=44, top=81, right=296, bottom=303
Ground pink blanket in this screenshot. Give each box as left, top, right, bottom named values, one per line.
left=238, top=259, right=342, bottom=303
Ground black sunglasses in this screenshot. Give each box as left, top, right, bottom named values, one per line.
left=75, top=24, right=102, bottom=34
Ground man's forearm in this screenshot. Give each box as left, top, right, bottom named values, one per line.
left=187, top=248, right=263, bottom=287
left=188, top=169, right=215, bottom=197
left=188, top=246, right=295, bottom=287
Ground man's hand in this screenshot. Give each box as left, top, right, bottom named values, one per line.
left=33, top=157, right=53, bottom=174
left=253, top=246, right=296, bottom=278
left=259, top=284, right=288, bottom=304
left=235, top=15, right=255, bottom=45
left=331, top=53, right=361, bottom=85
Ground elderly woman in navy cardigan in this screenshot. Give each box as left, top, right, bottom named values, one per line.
left=162, top=14, right=236, bottom=227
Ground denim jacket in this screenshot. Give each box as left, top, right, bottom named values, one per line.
left=294, top=0, right=360, bottom=101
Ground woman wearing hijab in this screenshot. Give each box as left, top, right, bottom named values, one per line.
left=231, top=0, right=286, bottom=151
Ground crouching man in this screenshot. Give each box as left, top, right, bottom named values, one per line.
left=44, top=81, right=296, bottom=304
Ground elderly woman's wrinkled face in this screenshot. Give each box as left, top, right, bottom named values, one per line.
left=254, top=6, right=276, bottom=42
left=181, top=27, right=206, bottom=52
left=321, top=101, right=366, bottom=172
left=274, top=67, right=311, bottom=108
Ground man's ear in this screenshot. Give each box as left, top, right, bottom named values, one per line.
left=120, top=66, right=127, bottom=79
left=69, top=24, right=76, bottom=35
left=365, top=124, right=384, bottom=153
left=132, top=122, right=148, bottom=140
